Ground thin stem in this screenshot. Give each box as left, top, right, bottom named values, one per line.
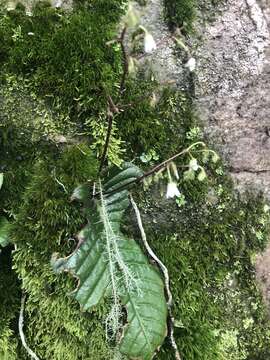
left=101, top=141, right=205, bottom=196
left=119, top=26, right=128, bottom=96
left=130, top=196, right=181, bottom=360
left=19, top=294, right=40, bottom=360
left=98, top=95, right=119, bottom=174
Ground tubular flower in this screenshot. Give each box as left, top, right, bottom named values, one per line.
left=185, top=57, right=196, bottom=72
left=166, top=181, right=181, bottom=199
left=144, top=33, right=157, bottom=53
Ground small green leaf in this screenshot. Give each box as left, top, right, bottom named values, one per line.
left=0, top=217, right=10, bottom=247
left=0, top=173, right=3, bottom=190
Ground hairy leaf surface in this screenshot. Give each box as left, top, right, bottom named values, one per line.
left=52, top=163, right=167, bottom=359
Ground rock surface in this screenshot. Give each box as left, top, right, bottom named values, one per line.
left=196, top=0, right=270, bottom=200
left=138, top=0, right=270, bottom=309
left=138, top=0, right=270, bottom=200
left=194, top=0, right=270, bottom=310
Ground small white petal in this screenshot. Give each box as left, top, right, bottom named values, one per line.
left=144, top=33, right=157, bottom=54
left=185, top=57, right=196, bottom=72
left=166, top=182, right=181, bottom=199
left=28, top=32, right=34, bottom=36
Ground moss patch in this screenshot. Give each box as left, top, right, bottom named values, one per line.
left=164, top=0, right=220, bottom=33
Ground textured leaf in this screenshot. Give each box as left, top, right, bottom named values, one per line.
left=118, top=238, right=168, bottom=360
left=0, top=217, right=10, bottom=247
left=52, top=163, right=168, bottom=359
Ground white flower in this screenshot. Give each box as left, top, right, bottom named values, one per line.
left=189, top=159, right=199, bottom=171
left=166, top=181, right=181, bottom=199
left=28, top=32, right=35, bottom=36
left=185, top=57, right=196, bottom=72
left=144, top=33, right=157, bottom=53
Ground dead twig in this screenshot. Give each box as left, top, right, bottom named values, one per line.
left=19, top=293, right=40, bottom=360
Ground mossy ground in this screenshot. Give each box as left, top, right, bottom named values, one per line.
left=164, top=0, right=220, bottom=33
left=0, top=1, right=270, bottom=360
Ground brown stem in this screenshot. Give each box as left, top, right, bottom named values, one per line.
left=119, top=26, right=128, bottom=96
left=98, top=95, right=119, bottom=174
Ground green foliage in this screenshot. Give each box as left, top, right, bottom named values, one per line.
left=0, top=174, right=11, bottom=247
left=53, top=163, right=168, bottom=359
left=85, top=115, right=125, bottom=167
left=0, top=74, right=74, bottom=215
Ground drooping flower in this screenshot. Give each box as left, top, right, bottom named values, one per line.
left=189, top=158, right=199, bottom=172
left=144, top=33, right=157, bottom=53
left=185, top=57, right=196, bottom=72
left=166, top=181, right=181, bottom=199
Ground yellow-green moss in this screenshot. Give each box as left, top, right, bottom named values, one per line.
left=11, top=146, right=113, bottom=360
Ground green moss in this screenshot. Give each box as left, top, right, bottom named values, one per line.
left=10, top=146, right=112, bottom=360
left=116, top=78, right=199, bottom=162
left=0, top=1, right=125, bottom=123
left=0, top=75, right=75, bottom=216
left=0, top=247, right=20, bottom=359
left=164, top=0, right=197, bottom=32
left=163, top=0, right=221, bottom=33
left=132, top=169, right=270, bottom=359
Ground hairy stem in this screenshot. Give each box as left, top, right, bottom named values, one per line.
left=99, top=180, right=121, bottom=337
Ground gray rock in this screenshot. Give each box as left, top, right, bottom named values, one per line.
left=195, top=0, right=270, bottom=200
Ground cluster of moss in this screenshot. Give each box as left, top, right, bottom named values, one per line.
left=0, top=0, right=125, bottom=122
left=135, top=180, right=270, bottom=359
left=163, top=0, right=220, bottom=33
left=0, top=1, right=270, bottom=360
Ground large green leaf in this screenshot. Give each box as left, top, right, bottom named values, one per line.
left=52, top=163, right=167, bottom=359
left=117, top=237, right=168, bottom=360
